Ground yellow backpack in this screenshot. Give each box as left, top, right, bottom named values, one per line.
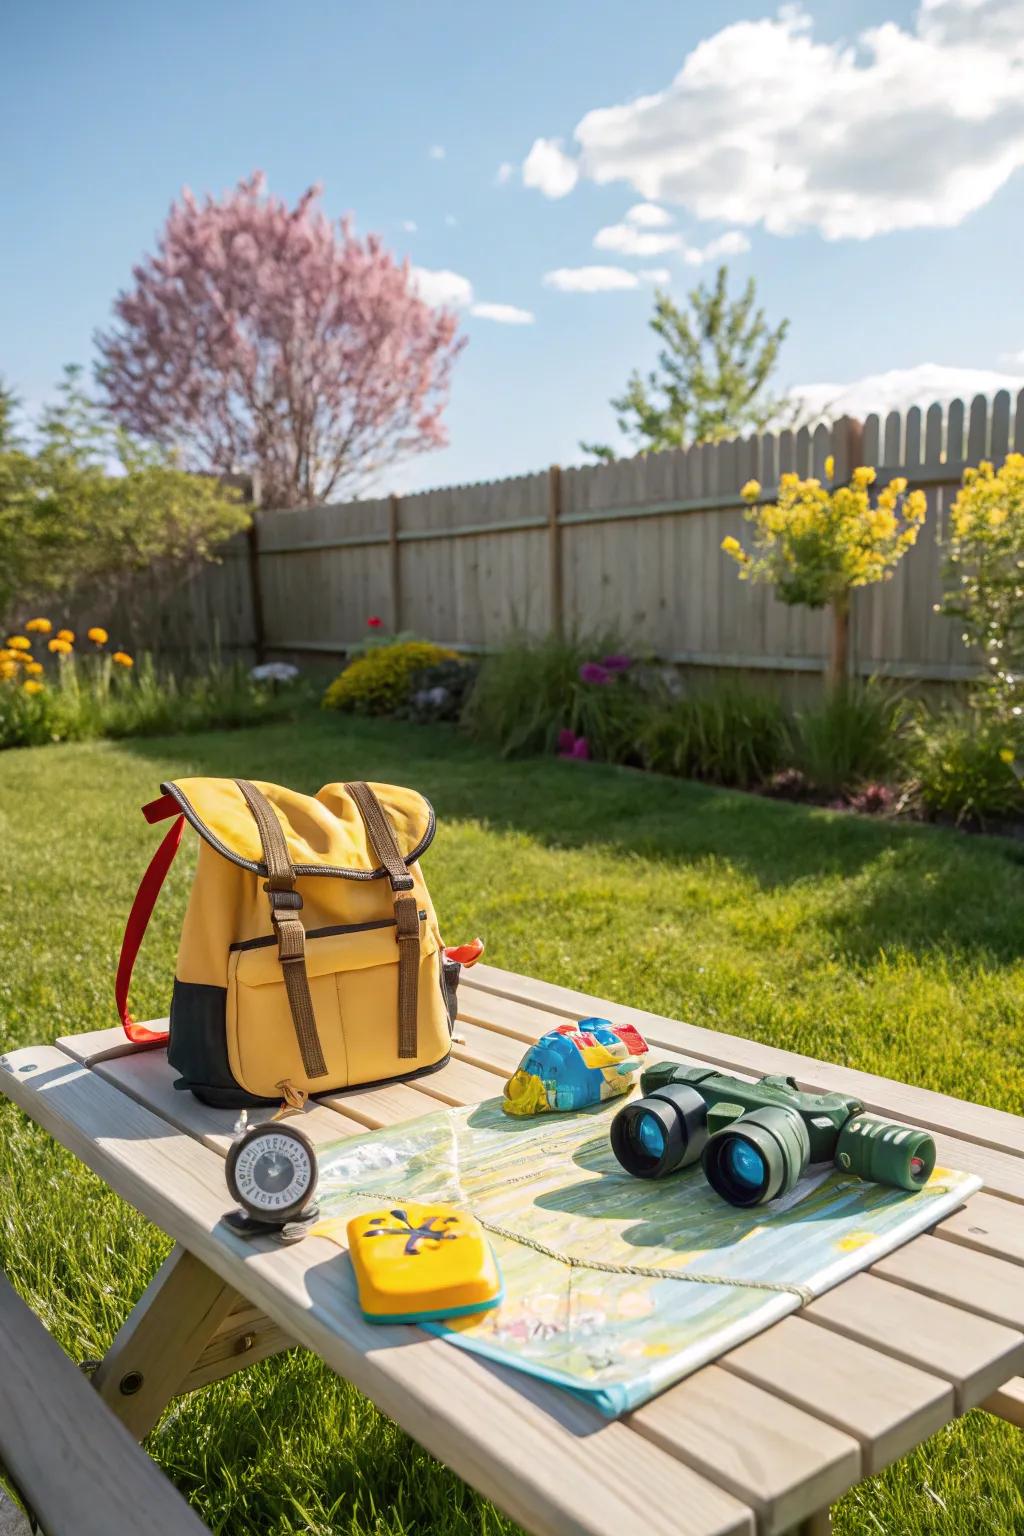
left=117, top=777, right=482, bottom=1108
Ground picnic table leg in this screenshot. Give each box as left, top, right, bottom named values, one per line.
left=91, top=1246, right=240, bottom=1439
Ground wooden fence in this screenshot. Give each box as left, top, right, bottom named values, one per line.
left=142, top=389, right=1024, bottom=692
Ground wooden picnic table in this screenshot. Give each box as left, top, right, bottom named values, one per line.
left=2, top=961, right=1024, bottom=1536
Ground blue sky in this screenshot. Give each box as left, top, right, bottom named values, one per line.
left=3, top=0, right=1023, bottom=493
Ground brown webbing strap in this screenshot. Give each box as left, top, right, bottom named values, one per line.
left=234, top=779, right=328, bottom=1080
left=346, top=780, right=420, bottom=1058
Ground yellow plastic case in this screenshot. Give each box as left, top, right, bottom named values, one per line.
left=347, top=1202, right=503, bottom=1323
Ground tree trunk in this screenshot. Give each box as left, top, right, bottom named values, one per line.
left=828, top=593, right=850, bottom=692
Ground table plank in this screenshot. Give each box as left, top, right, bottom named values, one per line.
left=874, top=1233, right=1024, bottom=1330
left=0, top=1272, right=210, bottom=1536
left=719, top=1316, right=954, bottom=1477
left=462, top=965, right=1024, bottom=1159
left=935, top=1192, right=1024, bottom=1265
left=0, top=1045, right=753, bottom=1536
left=982, top=1377, right=1024, bottom=1428
left=630, top=1364, right=860, bottom=1535
left=804, top=1272, right=1024, bottom=1411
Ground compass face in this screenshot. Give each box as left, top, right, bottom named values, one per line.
left=227, top=1126, right=317, bottom=1220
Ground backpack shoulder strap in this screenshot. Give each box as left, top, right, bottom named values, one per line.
left=116, top=795, right=184, bottom=1046
left=234, top=779, right=328, bottom=1080
left=345, top=781, right=421, bottom=1059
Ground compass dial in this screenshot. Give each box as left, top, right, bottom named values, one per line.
left=226, top=1123, right=318, bottom=1222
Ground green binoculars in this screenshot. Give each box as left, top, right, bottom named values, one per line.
left=610, top=1062, right=936, bottom=1208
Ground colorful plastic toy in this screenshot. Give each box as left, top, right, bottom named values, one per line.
left=347, top=1202, right=503, bottom=1323
left=502, top=1018, right=650, bottom=1116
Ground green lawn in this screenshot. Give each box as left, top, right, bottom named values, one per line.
left=2, top=711, right=1023, bottom=1535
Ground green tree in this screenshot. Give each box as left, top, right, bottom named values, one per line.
left=582, top=267, right=790, bottom=462
left=0, top=368, right=249, bottom=632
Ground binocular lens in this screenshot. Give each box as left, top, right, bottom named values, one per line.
left=723, top=1138, right=766, bottom=1192
left=610, top=1083, right=710, bottom=1179
left=702, top=1105, right=811, bottom=1207
left=632, top=1113, right=666, bottom=1162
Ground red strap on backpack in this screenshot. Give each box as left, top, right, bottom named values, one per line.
left=116, top=795, right=184, bottom=1046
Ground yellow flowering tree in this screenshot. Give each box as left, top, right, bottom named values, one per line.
left=944, top=454, right=1024, bottom=726
left=721, top=457, right=926, bottom=688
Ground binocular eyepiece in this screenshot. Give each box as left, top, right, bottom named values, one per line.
left=610, top=1065, right=936, bottom=1208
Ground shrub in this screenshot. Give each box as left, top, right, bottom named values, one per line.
left=463, top=633, right=650, bottom=760
left=322, top=641, right=457, bottom=715
left=793, top=681, right=908, bottom=794
left=943, top=454, right=1024, bottom=725
left=636, top=684, right=791, bottom=788
left=907, top=707, right=1022, bottom=826
left=722, top=462, right=927, bottom=687
left=397, top=658, right=479, bottom=724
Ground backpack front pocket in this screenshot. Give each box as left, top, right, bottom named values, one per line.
left=225, top=913, right=433, bottom=1099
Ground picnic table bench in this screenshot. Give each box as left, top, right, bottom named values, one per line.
left=2, top=962, right=1023, bottom=1536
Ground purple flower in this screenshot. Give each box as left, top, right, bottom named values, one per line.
left=601, top=653, right=633, bottom=672
left=557, top=732, right=590, bottom=761
left=579, top=661, right=612, bottom=685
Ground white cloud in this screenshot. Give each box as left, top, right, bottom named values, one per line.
left=522, top=137, right=579, bottom=199
left=411, top=266, right=534, bottom=324
left=495, top=161, right=516, bottom=185
left=543, top=265, right=642, bottom=292
left=789, top=363, right=1024, bottom=422
left=401, top=219, right=418, bottom=233
left=428, top=144, right=446, bottom=160
left=999, top=347, right=1024, bottom=367
left=444, top=213, right=458, bottom=227
left=469, top=302, right=535, bottom=325
left=526, top=0, right=1024, bottom=239
left=639, top=268, right=672, bottom=284
left=626, top=202, right=674, bottom=227
left=410, top=267, right=474, bottom=309
left=594, top=223, right=681, bottom=256
left=593, top=222, right=750, bottom=262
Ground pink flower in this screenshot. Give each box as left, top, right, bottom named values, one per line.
left=579, top=661, right=612, bottom=685
left=601, top=653, right=633, bottom=671
left=367, top=616, right=383, bottom=628
left=557, top=731, right=590, bottom=761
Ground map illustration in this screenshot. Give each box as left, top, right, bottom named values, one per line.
left=314, top=1096, right=979, bottom=1415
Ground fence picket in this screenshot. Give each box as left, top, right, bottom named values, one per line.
left=131, top=393, right=1018, bottom=691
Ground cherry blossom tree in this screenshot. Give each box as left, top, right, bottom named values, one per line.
left=97, top=173, right=464, bottom=507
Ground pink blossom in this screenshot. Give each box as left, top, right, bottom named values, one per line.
left=97, top=172, right=465, bottom=508
left=601, top=653, right=633, bottom=671
left=579, top=662, right=612, bottom=685
left=557, top=731, right=590, bottom=761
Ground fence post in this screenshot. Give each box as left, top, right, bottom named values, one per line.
left=245, top=505, right=267, bottom=666
left=389, top=493, right=403, bottom=632
left=548, top=464, right=563, bottom=636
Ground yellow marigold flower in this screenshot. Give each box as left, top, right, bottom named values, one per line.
left=1000, top=748, right=1015, bottom=765
left=740, top=479, right=761, bottom=502
left=6, top=635, right=31, bottom=651
left=87, top=626, right=109, bottom=645
left=0, top=661, right=15, bottom=680
left=112, top=651, right=134, bottom=668
left=25, top=617, right=52, bottom=634
left=852, top=466, right=876, bottom=488
left=22, top=679, right=44, bottom=695
left=721, top=535, right=741, bottom=554
left=48, top=638, right=73, bottom=656
left=824, top=454, right=834, bottom=480
left=56, top=628, right=75, bottom=643
left=24, top=660, right=43, bottom=676
left=888, top=476, right=908, bottom=496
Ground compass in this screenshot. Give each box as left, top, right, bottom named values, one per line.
left=225, top=1122, right=319, bottom=1229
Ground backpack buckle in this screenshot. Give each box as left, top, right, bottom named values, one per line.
left=264, top=883, right=303, bottom=912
